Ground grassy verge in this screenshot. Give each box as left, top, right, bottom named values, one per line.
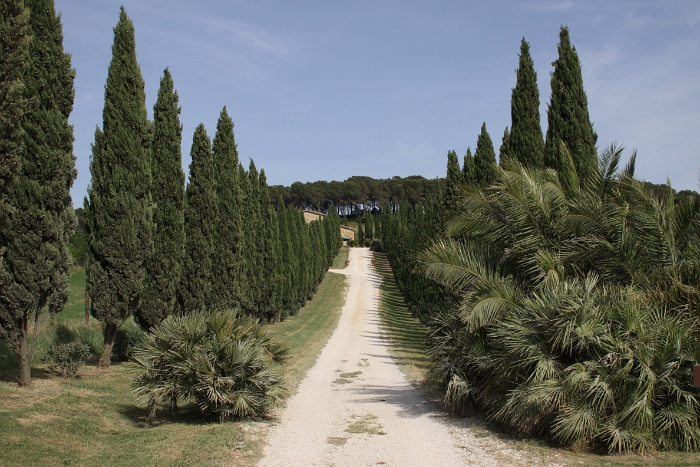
left=0, top=264, right=347, bottom=466
left=331, top=246, right=349, bottom=269
left=372, top=253, right=432, bottom=389
left=371, top=252, right=700, bottom=467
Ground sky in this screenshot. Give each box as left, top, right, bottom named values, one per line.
left=54, top=0, right=700, bottom=205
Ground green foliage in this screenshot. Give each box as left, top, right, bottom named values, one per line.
left=544, top=26, right=597, bottom=183
left=473, top=123, right=498, bottom=188
left=211, top=107, right=242, bottom=312
left=85, top=7, right=151, bottom=366
left=419, top=147, right=700, bottom=453
left=113, top=325, right=145, bottom=362
left=138, top=68, right=185, bottom=331
left=363, top=238, right=372, bottom=247
left=131, top=309, right=288, bottom=422
left=462, top=148, right=476, bottom=186
left=179, top=124, right=217, bottom=314
left=444, top=150, right=462, bottom=213
left=0, top=0, right=76, bottom=385
left=369, top=239, right=384, bottom=252
left=47, top=340, right=90, bottom=377
left=507, top=38, right=544, bottom=169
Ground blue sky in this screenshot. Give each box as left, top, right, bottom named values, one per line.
left=55, top=0, right=700, bottom=204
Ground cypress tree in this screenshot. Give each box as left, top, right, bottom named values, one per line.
left=443, top=150, right=462, bottom=213
left=462, top=148, right=476, bottom=186
left=473, top=123, right=498, bottom=188
left=0, top=0, right=77, bottom=385
left=237, top=163, right=255, bottom=315
left=544, top=26, right=597, bottom=182
left=211, top=107, right=242, bottom=311
left=179, top=124, right=217, bottom=314
left=275, top=199, right=293, bottom=319
left=86, top=7, right=151, bottom=366
left=499, top=127, right=511, bottom=167
left=257, top=169, right=281, bottom=322
left=0, top=1, right=27, bottom=223
left=509, top=38, right=545, bottom=168
left=137, top=68, right=184, bottom=331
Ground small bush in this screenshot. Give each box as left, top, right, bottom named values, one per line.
left=113, top=325, right=145, bottom=362
left=48, top=341, right=91, bottom=377
left=363, top=238, right=372, bottom=247
left=347, top=239, right=356, bottom=247
left=131, top=309, right=288, bottom=422
left=369, top=239, right=384, bottom=252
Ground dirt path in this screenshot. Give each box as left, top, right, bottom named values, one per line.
left=259, top=248, right=555, bottom=467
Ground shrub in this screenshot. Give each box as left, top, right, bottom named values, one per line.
left=347, top=239, right=356, bottom=247
left=363, top=238, right=372, bottom=247
left=369, top=239, right=384, bottom=252
left=113, top=325, right=145, bottom=362
left=131, top=309, right=288, bottom=421
left=48, top=341, right=91, bottom=377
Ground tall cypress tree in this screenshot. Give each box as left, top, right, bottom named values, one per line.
left=275, top=198, right=293, bottom=319
left=499, top=127, right=511, bottom=167
left=473, top=123, right=498, bottom=188
left=137, top=68, right=184, bottom=331
left=211, top=107, right=242, bottom=311
left=257, top=169, right=280, bottom=322
left=0, top=0, right=76, bottom=385
left=544, top=26, right=597, bottom=182
left=179, top=124, right=217, bottom=314
left=443, top=150, right=462, bottom=213
left=508, top=38, right=545, bottom=168
left=85, top=7, right=151, bottom=366
left=462, top=148, right=476, bottom=186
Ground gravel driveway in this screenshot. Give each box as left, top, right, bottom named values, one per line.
left=259, top=247, right=558, bottom=467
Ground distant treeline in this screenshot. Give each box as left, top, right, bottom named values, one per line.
left=269, top=175, right=442, bottom=216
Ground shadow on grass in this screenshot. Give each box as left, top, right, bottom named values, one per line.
left=369, top=252, right=433, bottom=385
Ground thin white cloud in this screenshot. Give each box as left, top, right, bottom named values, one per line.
left=520, top=0, right=576, bottom=13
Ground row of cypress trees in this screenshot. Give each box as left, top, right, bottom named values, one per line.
left=383, top=27, right=599, bottom=323
left=0, top=0, right=77, bottom=386
left=85, top=8, right=341, bottom=366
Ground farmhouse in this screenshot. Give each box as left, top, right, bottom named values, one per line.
left=303, top=209, right=355, bottom=242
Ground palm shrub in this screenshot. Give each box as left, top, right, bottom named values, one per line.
left=419, top=145, right=700, bottom=453
left=131, top=309, right=288, bottom=421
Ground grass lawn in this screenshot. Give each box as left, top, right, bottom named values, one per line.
left=371, top=252, right=700, bottom=467
left=0, top=258, right=347, bottom=466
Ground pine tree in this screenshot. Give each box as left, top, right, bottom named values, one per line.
left=443, top=150, right=462, bottom=213
left=0, top=0, right=76, bottom=385
left=508, top=38, right=545, bottom=168
left=85, top=7, right=151, bottom=367
left=211, top=107, right=242, bottom=311
left=462, top=148, right=476, bottom=186
left=473, top=123, right=498, bottom=188
left=137, top=69, right=184, bottom=331
left=179, top=124, right=217, bottom=314
left=544, top=26, right=597, bottom=182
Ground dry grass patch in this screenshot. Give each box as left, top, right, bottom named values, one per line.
left=345, top=413, right=385, bottom=435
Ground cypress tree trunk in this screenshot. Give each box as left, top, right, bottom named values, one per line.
left=18, top=311, right=30, bottom=386
left=98, top=322, right=118, bottom=368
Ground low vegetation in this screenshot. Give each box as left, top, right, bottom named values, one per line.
left=0, top=262, right=347, bottom=466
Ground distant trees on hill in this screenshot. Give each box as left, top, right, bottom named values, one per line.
left=270, top=175, right=441, bottom=216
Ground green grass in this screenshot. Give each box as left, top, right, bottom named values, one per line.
left=372, top=253, right=433, bottom=389
left=0, top=259, right=348, bottom=466
left=372, top=252, right=700, bottom=467
left=331, top=246, right=349, bottom=269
